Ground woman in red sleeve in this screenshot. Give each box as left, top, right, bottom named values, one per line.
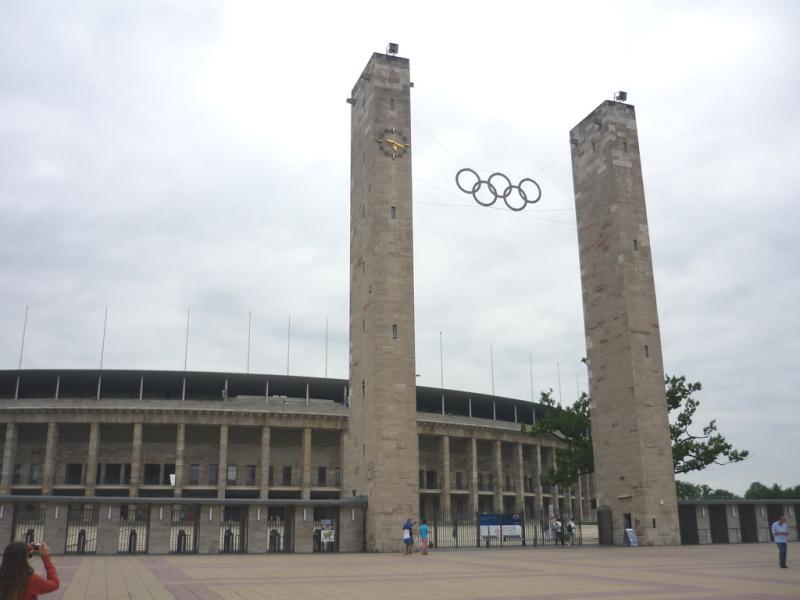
left=0, top=541, right=60, bottom=600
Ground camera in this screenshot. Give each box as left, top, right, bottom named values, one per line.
left=30, top=542, right=42, bottom=552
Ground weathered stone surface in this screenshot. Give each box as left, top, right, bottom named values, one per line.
left=345, top=52, right=420, bottom=552
left=570, top=100, right=680, bottom=545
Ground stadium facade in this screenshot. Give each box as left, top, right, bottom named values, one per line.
left=0, top=369, right=589, bottom=553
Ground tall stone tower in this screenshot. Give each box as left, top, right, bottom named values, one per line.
left=345, top=51, right=419, bottom=551
left=570, top=100, right=680, bottom=545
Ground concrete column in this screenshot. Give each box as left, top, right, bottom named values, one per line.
left=536, top=444, right=544, bottom=512
left=217, top=425, right=228, bottom=499
left=339, top=504, right=365, bottom=552
left=174, top=424, right=185, bottom=497
left=440, top=435, right=452, bottom=514
left=0, top=502, right=14, bottom=545
left=130, top=423, right=142, bottom=497
left=695, top=504, right=711, bottom=544
left=247, top=505, right=266, bottom=553
left=338, top=429, right=346, bottom=492
left=85, top=422, right=99, bottom=496
left=41, top=423, right=58, bottom=495
left=493, top=440, right=503, bottom=513
left=259, top=426, right=270, bottom=500
left=148, top=504, right=170, bottom=554
left=577, top=475, right=585, bottom=521
left=515, top=442, right=525, bottom=514
left=786, top=504, right=798, bottom=541
left=198, top=504, right=219, bottom=554
left=552, top=450, right=560, bottom=515
left=293, top=506, right=314, bottom=553
left=469, top=437, right=479, bottom=513
left=0, top=423, right=18, bottom=494
left=43, top=504, right=67, bottom=555
left=567, top=486, right=573, bottom=518
left=97, top=504, right=121, bottom=554
left=302, top=427, right=312, bottom=500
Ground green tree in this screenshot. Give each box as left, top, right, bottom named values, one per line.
left=526, top=374, right=749, bottom=487
left=522, top=390, right=592, bottom=488
left=744, top=482, right=800, bottom=500
left=667, top=375, right=749, bottom=475
left=675, top=481, right=737, bottom=500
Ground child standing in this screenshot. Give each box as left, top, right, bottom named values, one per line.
left=419, top=520, right=430, bottom=555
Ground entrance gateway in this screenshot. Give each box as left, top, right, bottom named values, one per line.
left=346, top=48, right=681, bottom=547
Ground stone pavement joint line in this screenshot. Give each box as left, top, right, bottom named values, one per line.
left=40, top=545, right=799, bottom=600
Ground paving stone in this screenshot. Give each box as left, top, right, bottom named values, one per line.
left=40, top=544, right=799, bottom=599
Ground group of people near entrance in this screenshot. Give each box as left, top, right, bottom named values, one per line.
left=551, top=517, right=577, bottom=546
left=402, top=518, right=431, bottom=555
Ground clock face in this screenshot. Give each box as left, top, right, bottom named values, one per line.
left=376, top=127, right=410, bottom=159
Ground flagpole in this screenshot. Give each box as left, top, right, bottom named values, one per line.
left=246, top=310, right=252, bottom=374
left=529, top=352, right=534, bottom=402
left=17, top=305, right=29, bottom=370
left=14, top=306, right=29, bottom=400
left=490, top=343, right=495, bottom=396
left=439, top=332, right=444, bottom=390
left=183, top=309, right=190, bottom=372
left=286, top=315, right=291, bottom=375
left=557, top=361, right=563, bottom=406
left=99, top=306, right=108, bottom=370
left=324, top=317, right=329, bottom=379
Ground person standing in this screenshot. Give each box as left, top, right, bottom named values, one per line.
left=553, top=518, right=563, bottom=546
left=402, top=518, right=415, bottom=555
left=771, top=515, right=789, bottom=569
left=419, top=519, right=430, bottom=555
left=567, top=519, right=576, bottom=547
left=0, top=541, right=60, bottom=599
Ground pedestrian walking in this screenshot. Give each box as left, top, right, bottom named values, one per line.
left=771, top=515, right=789, bottom=569
left=0, top=541, right=60, bottom=599
left=402, top=518, right=415, bottom=555
left=419, top=519, right=430, bottom=555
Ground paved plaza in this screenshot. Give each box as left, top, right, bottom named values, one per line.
left=40, top=544, right=797, bottom=600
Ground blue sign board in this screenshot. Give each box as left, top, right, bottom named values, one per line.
left=479, top=514, right=523, bottom=540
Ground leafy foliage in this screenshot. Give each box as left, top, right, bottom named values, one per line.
left=675, top=480, right=738, bottom=500
left=744, top=481, right=800, bottom=500
left=523, top=390, right=593, bottom=488
left=667, top=375, right=749, bottom=475
left=525, top=374, right=749, bottom=487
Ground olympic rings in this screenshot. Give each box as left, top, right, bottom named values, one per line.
left=455, top=168, right=542, bottom=211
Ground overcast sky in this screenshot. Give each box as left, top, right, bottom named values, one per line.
left=1, top=1, right=798, bottom=495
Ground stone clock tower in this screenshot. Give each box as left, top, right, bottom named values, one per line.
left=570, top=100, right=680, bottom=545
left=344, top=51, right=419, bottom=551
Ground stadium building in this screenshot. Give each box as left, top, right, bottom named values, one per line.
left=0, top=369, right=588, bottom=553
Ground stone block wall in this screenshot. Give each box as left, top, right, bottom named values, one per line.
left=43, top=504, right=67, bottom=554
left=148, top=505, right=170, bottom=553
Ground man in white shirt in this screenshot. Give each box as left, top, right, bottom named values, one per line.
left=771, top=514, right=789, bottom=569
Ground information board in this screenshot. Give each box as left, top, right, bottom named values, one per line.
left=479, top=514, right=523, bottom=540
left=624, top=528, right=638, bottom=546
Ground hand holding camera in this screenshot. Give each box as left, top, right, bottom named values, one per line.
left=28, top=542, right=51, bottom=558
